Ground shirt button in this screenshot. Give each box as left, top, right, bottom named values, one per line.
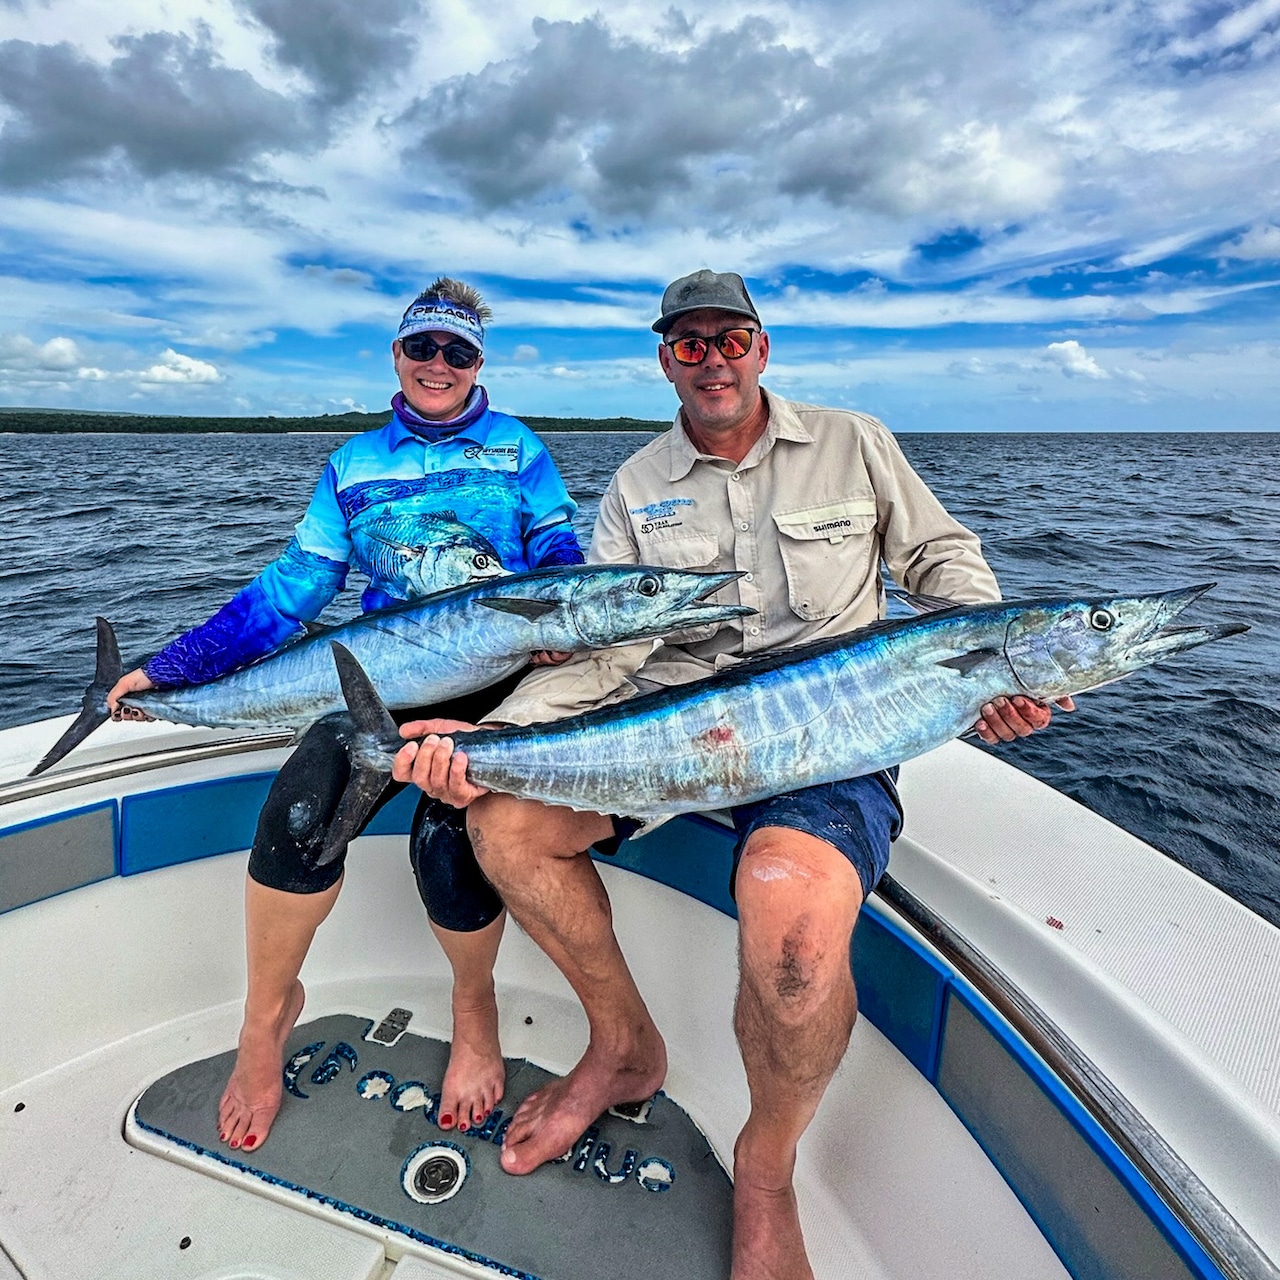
left=739, top=521, right=749, bottom=531
left=744, top=572, right=754, bottom=582
left=731, top=473, right=742, bottom=482
left=749, top=626, right=760, bottom=635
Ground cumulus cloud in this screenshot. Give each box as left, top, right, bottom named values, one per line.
left=512, top=344, right=540, bottom=362
left=397, top=14, right=1059, bottom=230
left=0, top=333, right=83, bottom=370
left=1043, top=339, right=1108, bottom=379
left=137, top=349, right=224, bottom=384
left=0, top=30, right=308, bottom=187
left=234, top=0, right=421, bottom=107
left=1220, top=222, right=1280, bottom=260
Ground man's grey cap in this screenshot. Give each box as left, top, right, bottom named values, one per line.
left=652, top=269, right=761, bottom=334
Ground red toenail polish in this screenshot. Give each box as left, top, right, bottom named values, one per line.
left=245, top=1135, right=257, bottom=1148
left=440, top=1113, right=453, bottom=1127
left=230, top=1140, right=239, bottom=1149
left=459, top=1122, right=468, bottom=1132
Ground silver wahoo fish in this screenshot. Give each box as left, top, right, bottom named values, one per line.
left=333, top=583, right=1247, bottom=828
left=30, top=564, right=754, bottom=776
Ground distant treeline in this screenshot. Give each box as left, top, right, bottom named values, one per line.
left=0, top=408, right=666, bottom=435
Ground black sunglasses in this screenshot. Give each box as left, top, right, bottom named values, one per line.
left=664, top=327, right=758, bottom=366
left=399, top=333, right=481, bottom=368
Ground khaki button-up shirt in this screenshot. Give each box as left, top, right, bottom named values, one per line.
left=489, top=391, right=1000, bottom=725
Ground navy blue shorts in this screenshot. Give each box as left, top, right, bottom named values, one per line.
left=599, top=768, right=903, bottom=902
left=727, top=769, right=902, bottom=901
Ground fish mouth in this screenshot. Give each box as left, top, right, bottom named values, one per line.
left=1128, top=583, right=1249, bottom=663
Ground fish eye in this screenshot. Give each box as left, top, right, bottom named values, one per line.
left=1089, top=608, right=1115, bottom=631
left=637, top=574, right=661, bottom=597
left=472, top=553, right=491, bottom=570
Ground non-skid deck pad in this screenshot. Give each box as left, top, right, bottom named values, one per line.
left=132, top=1014, right=732, bottom=1279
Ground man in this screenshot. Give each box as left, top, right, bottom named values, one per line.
left=394, top=269, right=1068, bottom=1279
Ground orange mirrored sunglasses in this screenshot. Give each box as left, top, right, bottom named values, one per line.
left=664, top=327, right=758, bottom=366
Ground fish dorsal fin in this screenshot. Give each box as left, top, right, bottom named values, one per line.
left=888, top=588, right=962, bottom=615
left=476, top=597, right=560, bottom=620
left=937, top=648, right=1003, bottom=675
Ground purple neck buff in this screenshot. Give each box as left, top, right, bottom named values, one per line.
left=393, top=385, right=490, bottom=442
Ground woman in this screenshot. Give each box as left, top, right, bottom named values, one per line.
left=107, top=278, right=583, bottom=1152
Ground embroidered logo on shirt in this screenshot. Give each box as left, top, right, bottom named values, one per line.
left=630, top=497, right=694, bottom=533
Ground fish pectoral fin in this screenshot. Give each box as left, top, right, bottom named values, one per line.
left=623, top=812, right=675, bottom=839
left=365, top=530, right=417, bottom=558
left=625, top=674, right=668, bottom=696
left=475, top=597, right=561, bottom=620
left=936, top=648, right=1004, bottom=675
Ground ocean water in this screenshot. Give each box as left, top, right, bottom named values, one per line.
left=1, top=430, right=1276, bottom=925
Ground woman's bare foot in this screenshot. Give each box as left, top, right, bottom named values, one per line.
left=499, top=1026, right=666, bottom=1175
left=438, top=992, right=505, bottom=1132
left=217, top=979, right=306, bottom=1152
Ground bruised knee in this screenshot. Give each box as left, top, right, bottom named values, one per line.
left=735, top=841, right=860, bottom=1017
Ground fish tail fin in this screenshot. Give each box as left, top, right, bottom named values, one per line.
left=314, top=642, right=397, bottom=867
left=315, top=764, right=391, bottom=868
left=29, top=617, right=122, bottom=777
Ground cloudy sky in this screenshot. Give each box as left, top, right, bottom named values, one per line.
left=1, top=0, right=1277, bottom=430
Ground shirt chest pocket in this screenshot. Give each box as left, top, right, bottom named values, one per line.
left=638, top=530, right=727, bottom=643
left=773, top=498, right=878, bottom=621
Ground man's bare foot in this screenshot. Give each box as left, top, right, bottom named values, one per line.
left=217, top=979, right=306, bottom=1152
left=731, top=1178, right=814, bottom=1280
left=438, top=993, right=504, bottom=1132
left=500, top=1027, right=667, bottom=1175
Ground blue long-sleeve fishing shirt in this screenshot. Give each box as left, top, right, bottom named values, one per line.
left=144, top=401, right=583, bottom=687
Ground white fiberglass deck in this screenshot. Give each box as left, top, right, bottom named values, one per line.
left=0, top=831, right=1065, bottom=1280
left=3, top=715, right=1280, bottom=1277
left=0, top=706, right=1070, bottom=1274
